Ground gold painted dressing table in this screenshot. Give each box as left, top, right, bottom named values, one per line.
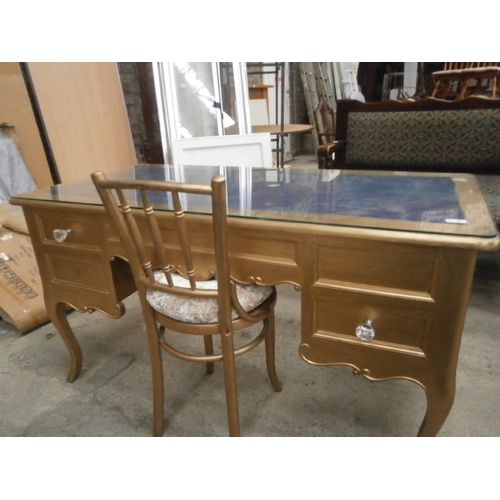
left=11, top=165, right=499, bottom=436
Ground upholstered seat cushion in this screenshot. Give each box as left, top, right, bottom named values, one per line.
left=146, top=271, right=274, bottom=324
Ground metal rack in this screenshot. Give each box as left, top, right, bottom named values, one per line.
left=246, top=62, right=285, bottom=167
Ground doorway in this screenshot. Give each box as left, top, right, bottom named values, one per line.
left=152, top=62, right=251, bottom=164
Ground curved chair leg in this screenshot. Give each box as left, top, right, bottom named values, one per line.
left=203, top=335, right=215, bottom=374
left=264, top=314, right=282, bottom=392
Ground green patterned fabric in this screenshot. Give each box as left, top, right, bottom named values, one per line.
left=345, top=109, right=500, bottom=170
left=477, top=175, right=500, bottom=229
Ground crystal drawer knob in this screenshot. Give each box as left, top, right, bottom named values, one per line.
left=53, top=229, right=72, bottom=243
left=355, top=320, right=375, bottom=341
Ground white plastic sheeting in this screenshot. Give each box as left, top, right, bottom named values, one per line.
left=0, top=131, right=37, bottom=202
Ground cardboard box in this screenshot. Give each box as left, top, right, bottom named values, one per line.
left=0, top=201, right=29, bottom=235
left=0, top=202, right=48, bottom=332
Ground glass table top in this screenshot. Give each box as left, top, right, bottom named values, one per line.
left=11, top=164, right=499, bottom=239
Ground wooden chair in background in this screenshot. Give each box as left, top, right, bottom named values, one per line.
left=431, top=62, right=470, bottom=99
left=460, top=63, right=500, bottom=99
left=313, top=100, right=336, bottom=169
left=91, top=172, right=281, bottom=437
left=431, top=63, right=500, bottom=100
left=313, top=99, right=336, bottom=145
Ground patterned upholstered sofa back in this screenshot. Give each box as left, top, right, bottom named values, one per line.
left=335, top=97, right=500, bottom=173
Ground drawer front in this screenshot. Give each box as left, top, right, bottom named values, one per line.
left=38, top=214, right=105, bottom=248
left=29, top=209, right=135, bottom=314
left=311, top=287, right=435, bottom=354
left=35, top=211, right=116, bottom=292
left=47, top=248, right=111, bottom=290
left=316, top=239, right=439, bottom=296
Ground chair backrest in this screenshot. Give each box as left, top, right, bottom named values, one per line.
left=91, top=172, right=235, bottom=324
left=171, top=133, right=273, bottom=168
left=441, top=63, right=500, bottom=71
left=334, top=97, right=500, bottom=173
left=442, top=62, right=472, bottom=71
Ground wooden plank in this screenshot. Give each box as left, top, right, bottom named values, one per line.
left=0, top=62, right=53, bottom=189
left=27, top=63, right=137, bottom=184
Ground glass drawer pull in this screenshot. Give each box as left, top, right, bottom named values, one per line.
left=355, top=320, right=375, bottom=341
left=53, top=229, right=72, bottom=243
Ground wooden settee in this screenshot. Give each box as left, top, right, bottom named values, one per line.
left=317, top=96, right=500, bottom=227
left=318, top=97, right=500, bottom=174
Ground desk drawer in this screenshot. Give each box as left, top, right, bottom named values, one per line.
left=29, top=209, right=135, bottom=313
left=46, top=246, right=110, bottom=290
left=34, top=211, right=117, bottom=291
left=311, top=287, right=435, bottom=354
left=38, top=214, right=105, bottom=248
left=316, top=239, right=439, bottom=296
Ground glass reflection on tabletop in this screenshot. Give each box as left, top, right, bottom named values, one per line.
left=12, top=164, right=497, bottom=238
left=136, top=165, right=464, bottom=222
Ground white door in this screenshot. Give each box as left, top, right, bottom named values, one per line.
left=152, top=62, right=252, bottom=164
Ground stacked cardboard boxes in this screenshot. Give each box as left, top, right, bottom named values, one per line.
left=0, top=202, right=48, bottom=332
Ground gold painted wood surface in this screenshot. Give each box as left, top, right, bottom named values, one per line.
left=11, top=166, right=500, bottom=436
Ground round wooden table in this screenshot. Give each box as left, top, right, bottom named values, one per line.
left=252, top=124, right=313, bottom=135
left=252, top=124, right=313, bottom=167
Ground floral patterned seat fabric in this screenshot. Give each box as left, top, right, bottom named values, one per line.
left=146, top=271, right=274, bottom=324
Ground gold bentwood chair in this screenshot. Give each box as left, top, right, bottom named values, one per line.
left=91, top=172, right=281, bottom=437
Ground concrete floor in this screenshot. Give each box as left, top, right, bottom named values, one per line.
left=1, top=156, right=499, bottom=437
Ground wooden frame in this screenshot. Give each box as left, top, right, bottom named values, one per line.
left=171, top=133, right=273, bottom=168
